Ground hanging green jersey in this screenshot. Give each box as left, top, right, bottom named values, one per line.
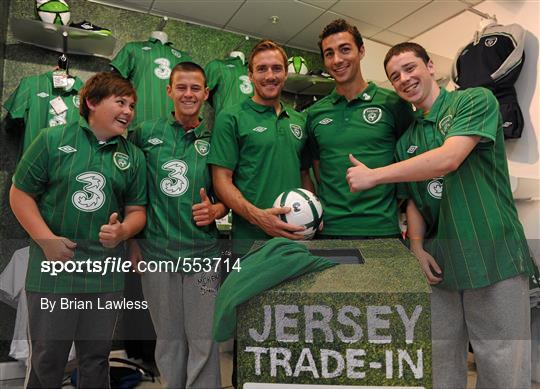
left=208, top=99, right=307, bottom=254
left=3, top=71, right=83, bottom=155
left=306, top=82, right=414, bottom=237
left=130, top=116, right=220, bottom=265
left=12, top=118, right=147, bottom=293
left=396, top=87, right=536, bottom=290
left=205, top=56, right=253, bottom=115
left=110, top=38, right=192, bottom=129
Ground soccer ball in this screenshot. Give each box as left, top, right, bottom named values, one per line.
left=287, top=56, right=308, bottom=75
left=36, top=0, right=70, bottom=26
left=273, top=188, right=323, bottom=239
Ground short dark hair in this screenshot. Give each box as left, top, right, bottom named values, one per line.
left=383, top=42, right=431, bottom=76
left=318, top=19, right=363, bottom=57
left=248, top=39, right=288, bottom=73
left=169, top=61, right=207, bottom=87
left=79, top=72, right=136, bottom=120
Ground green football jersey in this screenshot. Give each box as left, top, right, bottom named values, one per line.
left=207, top=99, right=307, bottom=253
left=13, top=118, right=147, bottom=293
left=130, top=116, right=220, bottom=265
left=110, top=38, right=192, bottom=129
left=205, top=56, right=253, bottom=115
left=306, top=82, right=414, bottom=237
left=3, top=71, right=83, bottom=155
left=396, top=87, right=536, bottom=290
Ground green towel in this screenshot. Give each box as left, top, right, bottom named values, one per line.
left=212, top=238, right=336, bottom=342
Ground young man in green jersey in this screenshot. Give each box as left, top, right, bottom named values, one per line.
left=10, top=72, right=147, bottom=389
left=208, top=40, right=311, bottom=255
left=306, top=19, right=414, bottom=238
left=347, top=42, right=536, bottom=388
left=129, top=62, right=227, bottom=389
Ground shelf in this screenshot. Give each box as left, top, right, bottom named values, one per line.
left=10, top=18, right=116, bottom=58
left=284, top=73, right=335, bottom=96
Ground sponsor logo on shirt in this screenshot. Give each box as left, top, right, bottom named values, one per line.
left=318, top=118, right=333, bottom=125
left=154, top=58, right=171, bottom=80
left=72, top=172, right=106, bottom=212
left=113, top=152, right=131, bottom=171
left=407, top=145, right=418, bottom=154
left=427, top=177, right=443, bottom=199
left=194, top=140, right=210, bottom=156
left=290, top=124, right=303, bottom=140
left=485, top=37, right=497, bottom=47
left=37, top=92, right=49, bottom=98
left=161, top=160, right=189, bottom=197
left=252, top=126, right=267, bottom=133
left=438, top=114, right=453, bottom=135
left=148, top=137, right=163, bottom=145
left=239, top=75, right=253, bottom=94
left=72, top=95, right=80, bottom=108
left=171, top=49, right=183, bottom=58
left=58, top=145, right=77, bottom=153
left=363, top=107, right=382, bottom=124
left=142, top=46, right=151, bottom=51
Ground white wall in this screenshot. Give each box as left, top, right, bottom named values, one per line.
left=415, top=0, right=540, bottom=244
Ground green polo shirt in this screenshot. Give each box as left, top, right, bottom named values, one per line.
left=4, top=71, right=83, bottom=155
left=205, top=56, right=253, bottom=115
left=396, top=87, right=536, bottom=290
left=130, top=116, right=220, bottom=264
left=13, top=118, right=147, bottom=293
left=208, top=99, right=307, bottom=253
left=306, top=82, right=414, bottom=237
left=110, top=38, right=192, bottom=129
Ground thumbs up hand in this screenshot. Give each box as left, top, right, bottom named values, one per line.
left=99, top=212, right=125, bottom=248
left=192, top=188, right=219, bottom=227
left=346, top=154, right=377, bottom=192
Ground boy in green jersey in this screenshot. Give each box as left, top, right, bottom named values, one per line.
left=10, top=72, right=147, bottom=388
left=347, top=42, right=535, bottom=388
left=208, top=40, right=311, bottom=256
left=129, top=62, right=227, bottom=389
left=306, top=19, right=414, bottom=238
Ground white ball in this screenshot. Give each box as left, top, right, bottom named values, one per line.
left=287, top=56, right=308, bottom=75
left=273, top=188, right=323, bottom=239
left=36, top=0, right=71, bottom=25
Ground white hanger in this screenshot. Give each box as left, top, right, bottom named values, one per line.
left=229, top=51, right=245, bottom=64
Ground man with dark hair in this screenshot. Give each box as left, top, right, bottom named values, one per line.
left=129, top=61, right=226, bottom=388
left=306, top=19, right=414, bottom=239
left=347, top=41, right=536, bottom=388
left=208, top=40, right=310, bottom=256
left=10, top=72, right=147, bottom=388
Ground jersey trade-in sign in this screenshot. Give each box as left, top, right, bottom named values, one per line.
left=130, top=116, right=220, bottom=265
left=12, top=118, right=147, bottom=293
left=110, top=38, right=192, bottom=129
left=205, top=56, right=253, bottom=115
left=306, top=82, right=414, bottom=237
left=4, top=71, right=83, bottom=155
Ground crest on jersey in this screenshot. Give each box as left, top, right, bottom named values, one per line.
left=485, top=37, right=497, bottom=47
left=72, top=95, right=80, bottom=108
left=113, top=152, right=130, bottom=171
left=363, top=107, right=382, bottom=124
left=171, top=49, right=182, bottom=58
left=438, top=114, right=453, bottom=135
left=194, top=140, right=210, bottom=156
left=427, top=177, right=444, bottom=199
left=290, top=124, right=302, bottom=140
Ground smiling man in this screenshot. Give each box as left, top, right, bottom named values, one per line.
left=208, top=40, right=310, bottom=256
left=305, top=19, right=414, bottom=239
left=129, top=62, right=227, bottom=388
left=347, top=42, right=537, bottom=389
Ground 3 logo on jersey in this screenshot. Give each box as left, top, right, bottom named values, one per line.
left=427, top=177, right=443, bottom=199
left=72, top=172, right=106, bottom=212
left=160, top=159, right=189, bottom=197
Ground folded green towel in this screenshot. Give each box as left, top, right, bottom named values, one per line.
left=212, top=237, right=336, bottom=342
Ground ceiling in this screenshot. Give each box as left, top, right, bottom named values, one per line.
left=89, top=0, right=485, bottom=52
